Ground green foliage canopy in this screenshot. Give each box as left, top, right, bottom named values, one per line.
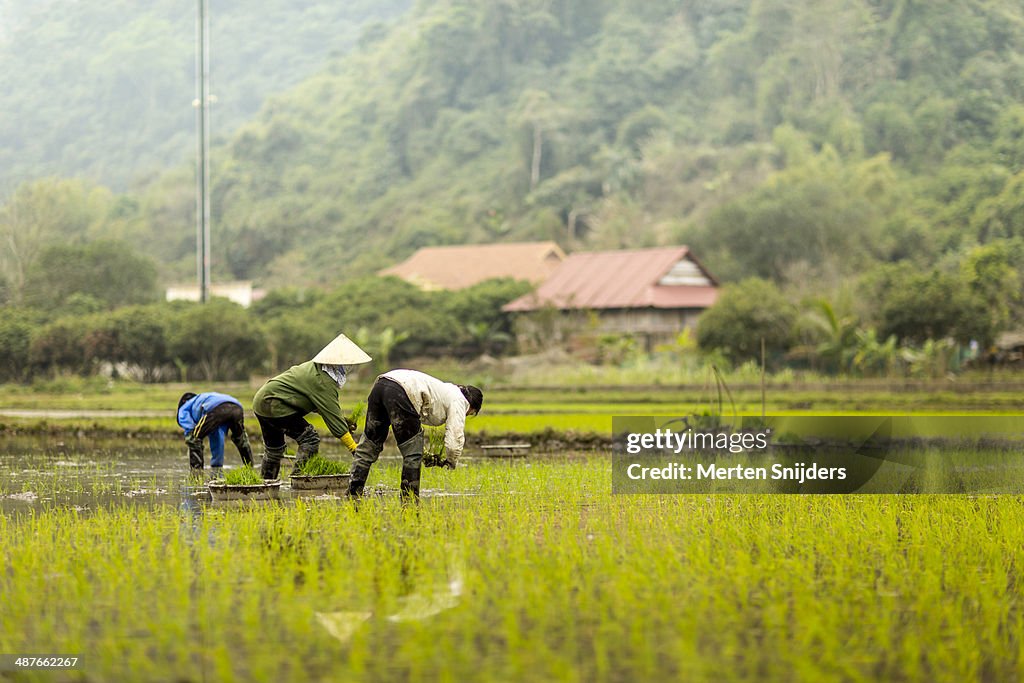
left=696, top=278, right=797, bottom=365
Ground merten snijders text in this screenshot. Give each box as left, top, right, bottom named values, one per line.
left=625, top=462, right=847, bottom=483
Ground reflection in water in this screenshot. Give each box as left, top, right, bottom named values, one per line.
left=178, top=486, right=207, bottom=522
left=0, top=436, right=461, bottom=515
left=316, top=556, right=465, bottom=644
left=0, top=437, right=215, bottom=514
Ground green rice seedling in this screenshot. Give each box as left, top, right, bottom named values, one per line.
left=423, top=426, right=446, bottom=467
left=222, top=466, right=265, bottom=485
left=6, top=439, right=1024, bottom=681
left=347, top=401, right=367, bottom=429
left=292, top=455, right=349, bottom=476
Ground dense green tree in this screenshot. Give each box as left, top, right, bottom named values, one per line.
left=263, top=312, right=335, bottom=372
left=696, top=278, right=797, bottom=365
left=0, top=309, right=39, bottom=381
left=442, top=278, right=534, bottom=355
left=443, top=279, right=533, bottom=334
left=312, top=276, right=460, bottom=361
left=867, top=264, right=989, bottom=345
left=959, top=242, right=1020, bottom=346
left=28, top=316, right=98, bottom=377
left=250, top=288, right=324, bottom=320
left=0, top=179, right=114, bottom=302
left=22, top=241, right=158, bottom=311
left=168, top=300, right=268, bottom=381
left=693, top=149, right=894, bottom=282
left=994, top=105, right=1024, bottom=172
left=100, top=305, right=175, bottom=381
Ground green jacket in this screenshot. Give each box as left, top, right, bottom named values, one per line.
left=253, top=361, right=350, bottom=438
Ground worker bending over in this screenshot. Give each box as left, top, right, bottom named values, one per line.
left=253, top=333, right=371, bottom=480
left=348, top=369, right=483, bottom=498
left=177, top=391, right=253, bottom=477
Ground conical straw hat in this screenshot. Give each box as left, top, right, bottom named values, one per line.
left=312, top=333, right=372, bottom=365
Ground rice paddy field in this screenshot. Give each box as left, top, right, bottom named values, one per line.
left=2, top=378, right=1024, bottom=682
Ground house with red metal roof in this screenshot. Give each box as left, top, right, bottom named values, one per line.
left=379, top=241, right=565, bottom=291
left=502, top=246, right=718, bottom=349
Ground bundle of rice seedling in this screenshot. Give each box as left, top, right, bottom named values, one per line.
left=222, top=466, right=265, bottom=486
left=293, top=455, right=350, bottom=477
left=423, top=426, right=446, bottom=467
left=347, top=401, right=366, bottom=430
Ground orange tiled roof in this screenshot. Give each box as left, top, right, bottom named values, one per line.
left=380, top=241, right=565, bottom=290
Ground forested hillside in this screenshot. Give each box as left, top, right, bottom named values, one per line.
left=99, top=0, right=1020, bottom=291
left=4, top=0, right=1024, bottom=297
left=3, top=0, right=1024, bottom=378
left=0, top=0, right=410, bottom=190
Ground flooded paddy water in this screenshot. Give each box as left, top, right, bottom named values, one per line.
left=2, top=435, right=1023, bottom=682
left=0, top=437, right=186, bottom=514
left=0, top=436, right=494, bottom=515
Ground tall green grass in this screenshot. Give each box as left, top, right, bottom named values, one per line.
left=1, top=458, right=1023, bottom=681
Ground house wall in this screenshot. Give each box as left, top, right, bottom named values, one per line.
left=595, top=309, right=702, bottom=336
left=512, top=307, right=705, bottom=352
left=165, top=283, right=256, bottom=308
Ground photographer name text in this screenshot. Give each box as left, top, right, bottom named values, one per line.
left=625, top=461, right=847, bottom=484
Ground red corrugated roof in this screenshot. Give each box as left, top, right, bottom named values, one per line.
left=503, top=246, right=718, bottom=312
left=380, top=241, right=565, bottom=290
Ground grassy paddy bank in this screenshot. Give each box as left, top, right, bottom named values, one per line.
left=1, top=458, right=1023, bottom=682
left=2, top=376, right=1024, bottom=441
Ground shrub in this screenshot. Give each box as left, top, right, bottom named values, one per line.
left=696, top=278, right=797, bottom=365
left=168, top=300, right=268, bottom=380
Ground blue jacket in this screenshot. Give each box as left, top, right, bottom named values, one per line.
left=177, top=392, right=241, bottom=461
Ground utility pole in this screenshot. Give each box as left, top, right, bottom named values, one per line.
left=194, top=0, right=211, bottom=303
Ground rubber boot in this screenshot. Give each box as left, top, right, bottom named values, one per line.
left=185, top=434, right=205, bottom=471
left=347, top=435, right=383, bottom=498
left=397, top=433, right=424, bottom=500
left=292, top=424, right=321, bottom=472
left=232, top=430, right=254, bottom=467
left=210, top=466, right=224, bottom=481
left=260, top=444, right=286, bottom=481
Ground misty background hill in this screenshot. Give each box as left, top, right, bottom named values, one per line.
left=0, top=0, right=410, bottom=191
left=2, top=0, right=1024, bottom=295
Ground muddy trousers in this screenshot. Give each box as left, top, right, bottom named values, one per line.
left=348, top=434, right=424, bottom=498
left=255, top=413, right=320, bottom=480
left=184, top=402, right=253, bottom=471
left=348, top=377, right=423, bottom=498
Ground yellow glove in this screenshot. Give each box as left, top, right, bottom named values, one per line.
left=340, top=432, right=357, bottom=452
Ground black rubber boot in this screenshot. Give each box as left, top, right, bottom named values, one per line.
left=292, top=424, right=321, bottom=472
left=348, top=463, right=370, bottom=498
left=397, top=433, right=424, bottom=499
left=400, top=465, right=422, bottom=499
left=260, top=444, right=286, bottom=480
left=347, top=435, right=383, bottom=498
left=185, top=434, right=205, bottom=470
left=232, top=430, right=254, bottom=467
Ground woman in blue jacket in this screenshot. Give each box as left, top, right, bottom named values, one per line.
left=177, top=392, right=254, bottom=475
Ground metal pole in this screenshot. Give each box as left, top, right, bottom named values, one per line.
left=194, top=0, right=211, bottom=303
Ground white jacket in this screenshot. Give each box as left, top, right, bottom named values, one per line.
left=381, top=369, right=471, bottom=464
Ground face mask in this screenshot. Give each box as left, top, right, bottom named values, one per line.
left=324, top=364, right=348, bottom=389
